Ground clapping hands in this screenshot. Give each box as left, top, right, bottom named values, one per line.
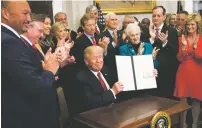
left=181, top=34, right=187, bottom=46
left=152, top=47, right=160, bottom=58
left=137, top=43, right=145, bottom=55
left=56, top=36, right=75, bottom=67
left=98, top=36, right=110, bottom=53
left=158, top=31, right=168, bottom=44
left=149, top=24, right=168, bottom=44
left=42, top=48, right=61, bottom=74
left=149, top=24, right=156, bottom=41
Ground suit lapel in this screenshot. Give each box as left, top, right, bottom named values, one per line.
left=105, top=30, right=113, bottom=42
left=85, top=68, right=105, bottom=91
left=100, top=67, right=115, bottom=88
left=161, top=24, right=168, bottom=34
left=83, top=33, right=100, bottom=45
left=1, top=25, right=21, bottom=42
left=2, top=25, right=43, bottom=70
left=83, top=34, right=94, bottom=46
left=20, top=37, right=43, bottom=69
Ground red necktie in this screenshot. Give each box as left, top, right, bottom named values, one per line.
left=155, top=28, right=159, bottom=40
left=20, top=37, right=43, bottom=59
left=97, top=72, right=107, bottom=91
left=91, top=36, right=97, bottom=45
left=95, top=26, right=100, bottom=34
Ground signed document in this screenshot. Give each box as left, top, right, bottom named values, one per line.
left=115, top=55, right=157, bottom=91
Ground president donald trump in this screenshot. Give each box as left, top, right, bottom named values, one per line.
left=72, top=46, right=124, bottom=115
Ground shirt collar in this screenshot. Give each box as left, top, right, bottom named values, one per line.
left=20, top=35, right=33, bottom=46
left=107, top=29, right=113, bottom=37
left=84, top=32, right=94, bottom=37
left=89, top=69, right=99, bottom=78
left=84, top=32, right=95, bottom=42
left=1, top=23, right=21, bottom=38
left=154, top=23, right=164, bottom=31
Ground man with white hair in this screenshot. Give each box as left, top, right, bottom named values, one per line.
left=98, top=12, right=122, bottom=77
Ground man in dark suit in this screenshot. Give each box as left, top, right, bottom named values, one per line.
left=73, top=46, right=124, bottom=114
left=72, top=13, right=109, bottom=71
left=149, top=6, right=179, bottom=98
left=98, top=12, right=122, bottom=78
left=77, top=5, right=105, bottom=35
left=1, top=1, right=61, bottom=128
left=63, top=14, right=109, bottom=118
left=140, top=18, right=151, bottom=43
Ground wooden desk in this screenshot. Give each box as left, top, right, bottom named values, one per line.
left=73, top=95, right=191, bottom=128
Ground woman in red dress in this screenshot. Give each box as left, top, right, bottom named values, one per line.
left=174, top=13, right=202, bottom=128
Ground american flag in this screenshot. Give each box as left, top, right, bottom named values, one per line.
left=95, top=2, right=105, bottom=25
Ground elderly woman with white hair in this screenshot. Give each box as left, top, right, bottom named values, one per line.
left=119, top=23, right=159, bottom=68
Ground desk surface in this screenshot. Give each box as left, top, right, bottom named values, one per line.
left=74, top=95, right=191, bottom=128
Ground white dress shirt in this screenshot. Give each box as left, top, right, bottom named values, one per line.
left=107, top=29, right=117, bottom=48
left=151, top=23, right=168, bottom=47
left=20, top=35, right=33, bottom=46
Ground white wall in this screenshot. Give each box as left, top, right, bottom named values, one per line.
left=52, top=0, right=192, bottom=31
left=53, top=0, right=93, bottom=31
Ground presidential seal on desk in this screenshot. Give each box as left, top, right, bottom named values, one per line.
left=151, top=111, right=171, bottom=128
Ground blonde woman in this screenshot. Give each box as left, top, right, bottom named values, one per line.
left=169, top=13, right=177, bottom=28
left=174, top=13, right=202, bottom=128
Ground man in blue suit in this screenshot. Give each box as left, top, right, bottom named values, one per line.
left=1, top=1, right=61, bottom=128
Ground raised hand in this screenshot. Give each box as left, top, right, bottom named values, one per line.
left=44, top=47, right=52, bottom=65
left=54, top=50, right=63, bottom=63
left=42, top=52, right=60, bottom=75
left=158, top=31, right=168, bottom=44
left=64, top=40, right=74, bottom=50
left=181, top=34, right=187, bottom=46
left=111, top=81, right=124, bottom=95
left=176, top=25, right=183, bottom=33
left=60, top=55, right=76, bottom=68
left=153, top=69, right=158, bottom=77
left=138, top=42, right=145, bottom=55
left=76, top=32, right=83, bottom=38
left=152, top=47, right=160, bottom=58
left=149, top=24, right=156, bottom=40
left=98, top=36, right=110, bottom=52
left=66, top=56, right=76, bottom=64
